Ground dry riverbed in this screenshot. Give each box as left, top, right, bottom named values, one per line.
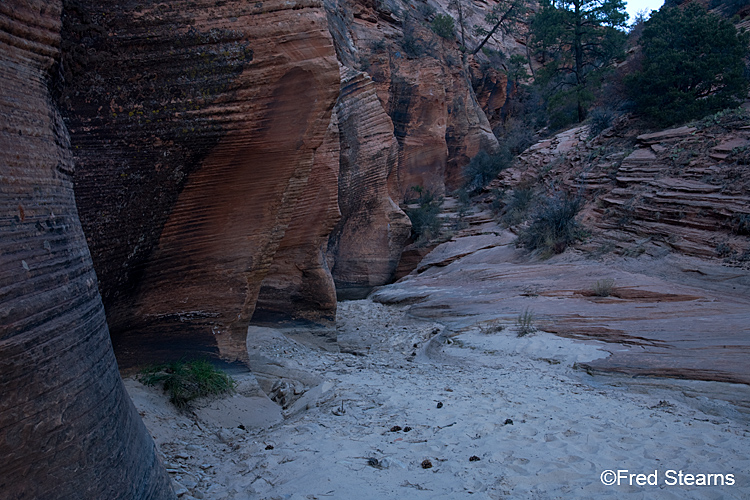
left=125, top=299, right=750, bottom=499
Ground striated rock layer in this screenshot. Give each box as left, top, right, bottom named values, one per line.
left=253, top=114, right=341, bottom=324
left=493, top=117, right=750, bottom=264
left=0, top=1, right=173, bottom=498
left=60, top=0, right=341, bottom=362
left=320, top=0, right=503, bottom=294
left=325, top=0, right=501, bottom=196
left=328, top=67, right=412, bottom=299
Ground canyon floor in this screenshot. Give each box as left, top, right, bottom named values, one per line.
left=125, top=224, right=750, bottom=500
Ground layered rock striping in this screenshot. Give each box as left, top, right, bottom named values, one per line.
left=0, top=1, right=173, bottom=497
left=327, top=67, right=411, bottom=299
left=493, top=118, right=750, bottom=263
left=60, top=0, right=342, bottom=362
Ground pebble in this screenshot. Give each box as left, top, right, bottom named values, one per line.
left=172, top=481, right=189, bottom=497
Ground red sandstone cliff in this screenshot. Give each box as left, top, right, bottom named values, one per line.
left=0, top=1, right=173, bottom=497
left=53, top=0, right=511, bottom=359
left=60, top=0, right=342, bottom=362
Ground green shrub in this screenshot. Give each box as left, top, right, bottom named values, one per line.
left=587, top=107, right=616, bottom=138
left=592, top=278, right=615, bottom=297
left=501, top=187, right=535, bottom=226
left=431, top=14, right=456, bottom=39
left=463, top=148, right=513, bottom=194
left=733, top=213, right=750, bottom=236
left=500, top=118, right=536, bottom=155
left=140, top=359, right=235, bottom=410
left=418, top=2, right=436, bottom=19
left=401, top=33, right=422, bottom=57
left=516, top=308, right=536, bottom=337
left=517, top=194, right=586, bottom=255
left=404, top=186, right=444, bottom=246
left=371, top=39, right=386, bottom=52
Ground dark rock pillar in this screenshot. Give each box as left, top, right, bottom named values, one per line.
left=0, top=1, right=174, bottom=498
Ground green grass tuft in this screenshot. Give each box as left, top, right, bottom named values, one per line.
left=592, top=278, right=615, bottom=297
left=516, top=308, right=536, bottom=337
left=140, top=359, right=235, bottom=410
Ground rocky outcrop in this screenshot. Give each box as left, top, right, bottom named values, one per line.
left=325, top=0, right=500, bottom=196
left=328, top=68, right=412, bottom=299
left=493, top=116, right=750, bottom=264
left=253, top=115, right=341, bottom=324
left=317, top=0, right=505, bottom=295
left=0, top=1, right=173, bottom=497
left=60, top=0, right=341, bottom=362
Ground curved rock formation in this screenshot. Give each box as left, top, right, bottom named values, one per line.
left=324, top=0, right=499, bottom=196
left=60, top=0, right=341, bottom=362
left=328, top=68, right=412, bottom=299
left=0, top=1, right=173, bottom=497
left=253, top=114, right=342, bottom=324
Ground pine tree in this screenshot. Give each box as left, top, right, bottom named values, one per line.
left=531, top=0, right=628, bottom=126
left=626, top=3, right=750, bottom=126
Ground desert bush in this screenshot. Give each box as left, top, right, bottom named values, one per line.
left=502, top=119, right=536, bottom=155
left=463, top=148, right=513, bottom=195
left=516, top=308, right=536, bottom=337
left=431, top=14, right=456, bottom=39
left=479, top=319, right=505, bottom=334
left=140, top=359, right=235, bottom=410
left=401, top=31, right=423, bottom=57
left=371, top=39, right=387, bottom=52
left=517, top=194, right=586, bottom=255
left=404, top=186, right=443, bottom=246
left=501, top=186, right=535, bottom=226
left=733, top=213, right=750, bottom=236
left=454, top=187, right=472, bottom=224
left=716, top=242, right=733, bottom=258
left=418, top=1, right=436, bottom=19
left=587, top=107, right=616, bottom=138
left=592, top=278, right=615, bottom=297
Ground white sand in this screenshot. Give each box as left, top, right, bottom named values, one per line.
left=125, top=300, right=750, bottom=500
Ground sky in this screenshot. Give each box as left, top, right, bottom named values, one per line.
left=625, top=0, right=665, bottom=23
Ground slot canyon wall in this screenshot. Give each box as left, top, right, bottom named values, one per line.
left=56, top=0, right=508, bottom=357
left=59, top=0, right=343, bottom=363
left=0, top=1, right=174, bottom=497
left=1, top=0, right=511, bottom=493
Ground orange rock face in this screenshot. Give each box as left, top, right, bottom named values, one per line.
left=0, top=1, right=173, bottom=497
left=49, top=0, right=510, bottom=362
left=328, top=68, right=412, bottom=299
left=327, top=0, right=499, bottom=196
left=60, top=0, right=341, bottom=362
left=254, top=114, right=342, bottom=324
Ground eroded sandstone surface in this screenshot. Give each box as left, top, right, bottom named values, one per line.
left=493, top=116, right=750, bottom=264
left=0, top=1, right=173, bottom=497
left=60, top=0, right=342, bottom=362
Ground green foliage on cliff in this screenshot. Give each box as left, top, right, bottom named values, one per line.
left=431, top=14, right=456, bottom=39
left=140, top=359, right=235, bottom=410
left=404, top=186, right=444, bottom=246
left=626, top=3, right=750, bottom=127
left=463, top=148, right=514, bottom=194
